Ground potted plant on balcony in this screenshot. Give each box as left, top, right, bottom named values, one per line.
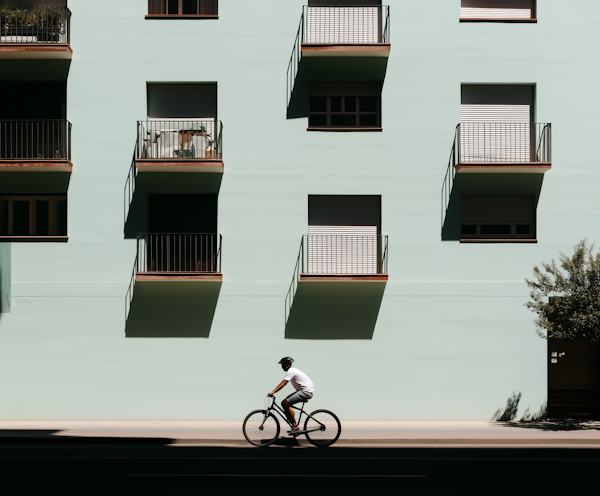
left=0, top=7, right=64, bottom=43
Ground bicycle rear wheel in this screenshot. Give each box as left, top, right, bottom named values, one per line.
left=304, top=409, right=341, bottom=447
left=242, top=410, right=280, bottom=447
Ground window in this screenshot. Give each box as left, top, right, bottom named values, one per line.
left=0, top=196, right=67, bottom=237
left=147, top=0, right=218, bottom=16
left=307, top=195, right=383, bottom=274
left=460, top=85, right=535, bottom=163
left=461, top=195, right=535, bottom=241
left=460, top=0, right=536, bottom=21
left=308, top=82, right=381, bottom=130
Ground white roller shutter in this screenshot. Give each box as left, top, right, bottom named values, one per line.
left=306, top=7, right=380, bottom=44
left=460, top=104, right=531, bottom=162
left=461, top=0, right=533, bottom=19
left=307, top=225, right=378, bottom=274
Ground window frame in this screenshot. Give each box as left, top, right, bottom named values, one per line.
left=459, top=0, right=537, bottom=22
left=146, top=0, right=219, bottom=19
left=308, top=95, right=382, bottom=131
left=0, top=195, right=67, bottom=238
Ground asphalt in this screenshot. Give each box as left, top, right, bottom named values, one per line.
left=1, top=420, right=599, bottom=447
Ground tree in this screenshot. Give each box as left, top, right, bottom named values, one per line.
left=525, top=239, right=600, bottom=342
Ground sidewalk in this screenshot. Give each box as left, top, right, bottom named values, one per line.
left=1, top=420, right=600, bottom=447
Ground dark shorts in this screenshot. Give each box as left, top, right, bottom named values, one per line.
left=285, top=390, right=313, bottom=405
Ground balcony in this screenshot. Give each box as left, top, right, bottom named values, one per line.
left=453, top=122, right=551, bottom=173
left=134, top=233, right=222, bottom=281
left=0, top=6, right=72, bottom=59
left=293, top=234, right=388, bottom=282
left=284, top=234, right=387, bottom=337
left=0, top=120, right=72, bottom=171
left=135, top=120, right=223, bottom=172
left=294, top=5, right=390, bottom=58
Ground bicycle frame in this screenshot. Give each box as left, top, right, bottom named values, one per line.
left=262, top=395, right=325, bottom=435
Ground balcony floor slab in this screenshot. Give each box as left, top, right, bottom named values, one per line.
left=301, top=43, right=390, bottom=57
left=0, top=159, right=72, bottom=172
left=136, top=272, right=223, bottom=282
left=456, top=162, right=551, bottom=174
left=0, top=44, right=72, bottom=59
left=135, top=159, right=223, bottom=173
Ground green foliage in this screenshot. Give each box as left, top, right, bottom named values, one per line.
left=525, top=239, right=600, bottom=342
left=0, top=7, right=63, bottom=29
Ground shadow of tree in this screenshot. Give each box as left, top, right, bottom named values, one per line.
left=494, top=419, right=600, bottom=432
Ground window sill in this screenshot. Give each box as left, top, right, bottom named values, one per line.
left=0, top=236, right=68, bottom=242
left=460, top=18, right=537, bottom=23
left=145, top=14, right=218, bottom=19
left=460, top=238, right=537, bottom=243
left=307, top=127, right=382, bottom=132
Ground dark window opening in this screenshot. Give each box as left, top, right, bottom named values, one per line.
left=147, top=0, right=218, bottom=16
left=309, top=95, right=381, bottom=129
left=461, top=195, right=535, bottom=240
left=0, top=195, right=67, bottom=237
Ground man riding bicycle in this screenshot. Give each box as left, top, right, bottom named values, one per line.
left=268, top=357, right=314, bottom=434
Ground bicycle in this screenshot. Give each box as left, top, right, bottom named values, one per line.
left=242, top=395, right=341, bottom=448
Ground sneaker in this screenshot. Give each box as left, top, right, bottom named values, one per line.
left=287, top=427, right=300, bottom=435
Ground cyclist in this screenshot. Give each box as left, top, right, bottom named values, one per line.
left=268, top=357, right=314, bottom=434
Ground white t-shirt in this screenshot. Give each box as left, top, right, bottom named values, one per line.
left=284, top=367, right=314, bottom=393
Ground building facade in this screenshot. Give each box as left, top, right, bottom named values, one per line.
left=0, top=0, right=598, bottom=420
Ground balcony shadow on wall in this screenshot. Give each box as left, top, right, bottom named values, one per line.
left=0, top=172, right=70, bottom=194
left=124, top=172, right=222, bottom=239
left=125, top=281, right=221, bottom=338
left=287, top=57, right=389, bottom=119
left=285, top=281, right=385, bottom=339
left=441, top=174, right=544, bottom=241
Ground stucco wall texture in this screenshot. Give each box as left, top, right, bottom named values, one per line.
left=0, top=0, right=598, bottom=420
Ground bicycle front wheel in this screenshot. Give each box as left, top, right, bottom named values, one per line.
left=304, top=409, right=341, bottom=448
left=242, top=410, right=280, bottom=447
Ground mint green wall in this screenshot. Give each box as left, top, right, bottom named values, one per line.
left=0, top=0, right=598, bottom=420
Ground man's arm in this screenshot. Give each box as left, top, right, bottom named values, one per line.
left=268, top=380, right=288, bottom=396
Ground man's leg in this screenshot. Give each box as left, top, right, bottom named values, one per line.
left=281, top=399, right=298, bottom=429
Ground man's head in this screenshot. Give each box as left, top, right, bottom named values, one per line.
left=278, top=357, right=294, bottom=371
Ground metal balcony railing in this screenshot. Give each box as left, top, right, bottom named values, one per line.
left=136, top=120, right=223, bottom=160
left=458, top=122, right=552, bottom=163
left=136, top=233, right=222, bottom=273
left=0, top=6, right=70, bottom=44
left=0, top=120, right=72, bottom=160
left=287, top=5, right=390, bottom=106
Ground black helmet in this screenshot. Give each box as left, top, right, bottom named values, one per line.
left=278, top=357, right=294, bottom=366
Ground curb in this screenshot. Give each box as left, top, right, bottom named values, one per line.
left=2, top=437, right=600, bottom=446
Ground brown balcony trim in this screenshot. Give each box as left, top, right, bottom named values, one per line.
left=307, top=127, right=382, bottom=132
left=300, top=273, right=388, bottom=282
left=136, top=272, right=223, bottom=281
left=460, top=239, right=538, bottom=244
left=0, top=236, right=68, bottom=242
left=0, top=44, right=72, bottom=59
left=301, top=43, right=390, bottom=57
left=135, top=158, right=223, bottom=173
left=460, top=18, right=537, bottom=23
left=145, top=14, right=218, bottom=19
left=456, top=162, right=551, bottom=174
left=0, top=159, right=72, bottom=172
